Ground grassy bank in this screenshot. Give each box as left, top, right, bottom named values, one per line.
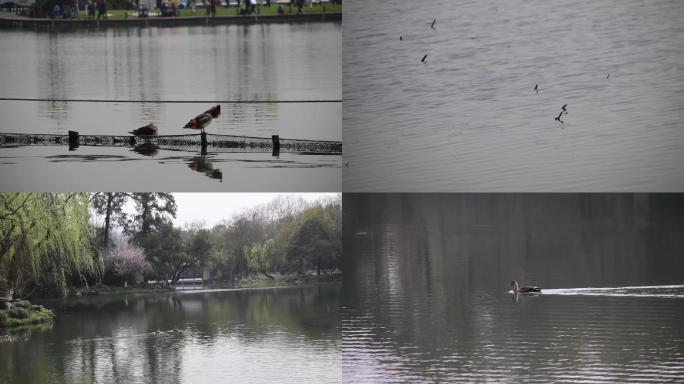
left=237, top=271, right=342, bottom=288
left=0, top=301, right=54, bottom=330
left=52, top=4, right=340, bottom=19
left=66, top=271, right=341, bottom=295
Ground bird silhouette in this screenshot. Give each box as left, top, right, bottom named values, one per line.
left=421, top=54, right=428, bottom=63
left=129, top=123, right=158, bottom=136
left=400, top=36, right=403, bottom=41
left=561, top=104, right=567, bottom=113
left=555, top=111, right=565, bottom=124
left=534, top=84, right=538, bottom=93
left=184, top=105, right=221, bottom=134
left=430, top=19, right=436, bottom=29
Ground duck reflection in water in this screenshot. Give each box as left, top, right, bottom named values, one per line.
left=188, top=153, right=222, bottom=182
left=133, top=143, right=160, bottom=157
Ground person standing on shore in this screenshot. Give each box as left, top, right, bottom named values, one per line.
left=87, top=0, right=94, bottom=18
left=96, top=0, right=106, bottom=19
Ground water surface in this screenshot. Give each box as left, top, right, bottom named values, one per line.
left=343, top=0, right=684, bottom=191
left=0, top=23, right=341, bottom=191
left=0, top=284, right=341, bottom=384
left=342, top=194, right=684, bottom=382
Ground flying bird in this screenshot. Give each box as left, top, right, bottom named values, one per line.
left=554, top=111, right=564, bottom=124
left=561, top=104, right=567, bottom=113
left=607, top=73, right=610, bottom=79
left=400, top=36, right=403, bottom=41
left=421, top=54, right=428, bottom=63
left=534, top=84, right=538, bottom=93
left=129, top=123, right=158, bottom=136
left=430, top=19, right=436, bottom=29
left=184, top=105, right=221, bottom=134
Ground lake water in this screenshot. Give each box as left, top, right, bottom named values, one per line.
left=343, top=0, right=684, bottom=191
left=342, top=194, right=684, bottom=382
left=0, top=284, right=341, bottom=384
left=0, top=23, right=341, bottom=191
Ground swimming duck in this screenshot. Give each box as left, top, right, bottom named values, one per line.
left=129, top=123, right=158, bottom=136
left=510, top=280, right=541, bottom=293
left=183, top=105, right=221, bottom=133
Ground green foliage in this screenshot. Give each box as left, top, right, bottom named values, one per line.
left=8, top=306, right=28, bottom=319
left=0, top=310, right=8, bottom=327
left=124, top=193, right=177, bottom=249
left=14, top=300, right=31, bottom=309
left=0, top=193, right=102, bottom=298
left=245, top=239, right=275, bottom=275
left=1, top=305, right=54, bottom=329
left=287, top=207, right=339, bottom=275
left=144, top=223, right=212, bottom=285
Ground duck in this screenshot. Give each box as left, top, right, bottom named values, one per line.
left=129, top=123, right=158, bottom=136
left=510, top=280, right=541, bottom=293
left=183, top=105, right=221, bottom=134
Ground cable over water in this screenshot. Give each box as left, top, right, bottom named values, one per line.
left=0, top=97, right=342, bottom=104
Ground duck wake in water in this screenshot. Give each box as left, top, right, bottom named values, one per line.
left=541, top=284, right=684, bottom=299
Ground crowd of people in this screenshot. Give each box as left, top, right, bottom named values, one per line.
left=38, top=0, right=338, bottom=19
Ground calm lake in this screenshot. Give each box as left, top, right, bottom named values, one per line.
left=343, top=0, right=684, bottom=191
left=342, top=194, right=684, bottom=382
left=0, top=284, right=341, bottom=384
left=0, top=23, right=341, bottom=191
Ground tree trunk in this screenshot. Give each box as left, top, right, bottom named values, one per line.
left=1, top=288, right=14, bottom=310
left=261, top=271, right=275, bottom=280
left=103, top=193, right=113, bottom=250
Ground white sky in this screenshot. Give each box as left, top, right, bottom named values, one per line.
left=160, top=193, right=337, bottom=228
left=93, top=193, right=339, bottom=233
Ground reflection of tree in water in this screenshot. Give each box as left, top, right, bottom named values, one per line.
left=1, top=285, right=339, bottom=383
left=37, top=33, right=71, bottom=130
left=189, top=285, right=340, bottom=343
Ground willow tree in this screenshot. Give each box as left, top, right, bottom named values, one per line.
left=0, top=193, right=101, bottom=302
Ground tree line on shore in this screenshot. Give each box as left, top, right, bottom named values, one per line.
left=0, top=193, right=341, bottom=303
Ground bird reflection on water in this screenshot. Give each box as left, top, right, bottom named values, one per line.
left=132, top=143, right=160, bottom=157
left=188, top=152, right=223, bottom=182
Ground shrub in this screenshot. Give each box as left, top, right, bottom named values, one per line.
left=0, top=310, right=8, bottom=327
left=8, top=307, right=28, bottom=319
left=14, top=300, right=31, bottom=309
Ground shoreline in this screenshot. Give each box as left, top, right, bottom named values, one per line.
left=0, top=12, right=341, bottom=30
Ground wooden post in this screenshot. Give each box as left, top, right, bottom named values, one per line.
left=201, top=131, right=208, bottom=151
left=68, top=130, right=79, bottom=150
left=271, top=135, right=280, bottom=157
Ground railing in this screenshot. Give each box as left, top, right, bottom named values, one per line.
left=0, top=132, right=342, bottom=155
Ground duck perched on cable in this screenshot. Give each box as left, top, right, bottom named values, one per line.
left=510, top=280, right=541, bottom=293
left=184, top=105, right=221, bottom=134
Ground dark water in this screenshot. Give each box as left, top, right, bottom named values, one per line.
left=342, top=194, right=684, bottom=382
left=0, top=23, right=341, bottom=190
left=343, top=0, right=684, bottom=191
left=0, top=284, right=341, bottom=384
